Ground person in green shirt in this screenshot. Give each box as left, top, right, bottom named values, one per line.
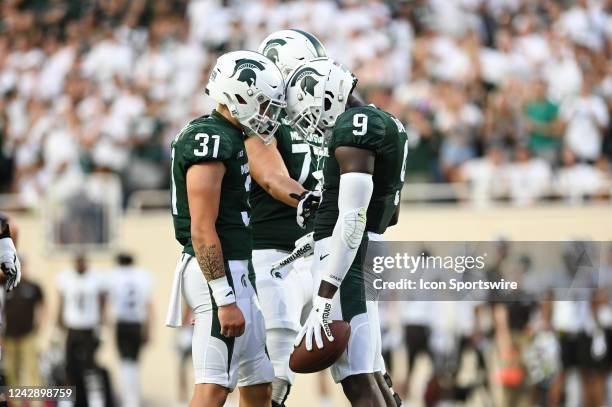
left=248, top=30, right=402, bottom=407
left=285, top=58, right=408, bottom=407
left=524, top=79, right=562, bottom=163
left=165, top=50, right=284, bottom=407
left=245, top=30, right=326, bottom=407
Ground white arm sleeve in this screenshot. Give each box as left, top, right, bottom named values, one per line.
left=321, top=172, right=373, bottom=288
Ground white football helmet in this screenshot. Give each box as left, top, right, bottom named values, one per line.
left=205, top=50, right=285, bottom=144
left=257, top=29, right=327, bottom=80
left=285, top=57, right=357, bottom=146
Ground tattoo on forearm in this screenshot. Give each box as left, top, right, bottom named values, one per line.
left=194, top=243, right=225, bottom=281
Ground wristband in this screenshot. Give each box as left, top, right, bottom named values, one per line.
left=208, top=276, right=236, bottom=306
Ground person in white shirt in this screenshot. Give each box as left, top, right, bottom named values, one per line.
left=459, top=144, right=508, bottom=204
left=505, top=145, right=552, bottom=205
left=547, top=242, right=601, bottom=407
left=555, top=148, right=608, bottom=203
left=560, top=78, right=609, bottom=163
left=107, top=253, right=154, bottom=407
left=56, top=255, right=107, bottom=395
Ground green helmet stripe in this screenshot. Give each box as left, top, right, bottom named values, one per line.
left=290, top=29, right=327, bottom=57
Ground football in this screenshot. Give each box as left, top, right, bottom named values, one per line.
left=289, top=321, right=351, bottom=373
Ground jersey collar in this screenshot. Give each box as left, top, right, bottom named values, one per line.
left=211, top=110, right=245, bottom=138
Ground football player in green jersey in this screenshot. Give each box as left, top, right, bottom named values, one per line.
left=250, top=30, right=402, bottom=407
left=164, top=50, right=284, bottom=407
left=245, top=30, right=327, bottom=407
left=215, top=30, right=325, bottom=406
left=285, top=58, right=409, bottom=407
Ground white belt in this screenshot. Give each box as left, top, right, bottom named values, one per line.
left=165, top=253, right=191, bottom=327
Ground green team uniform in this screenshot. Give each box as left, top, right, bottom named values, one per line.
left=171, top=110, right=252, bottom=260
left=250, top=123, right=318, bottom=251
left=315, top=105, right=408, bottom=241
left=314, top=105, right=408, bottom=321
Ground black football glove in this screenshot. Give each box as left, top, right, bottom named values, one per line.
left=291, top=190, right=321, bottom=229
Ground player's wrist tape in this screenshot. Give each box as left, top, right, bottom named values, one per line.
left=321, top=274, right=342, bottom=288
left=0, top=237, right=16, bottom=258
left=208, top=276, right=236, bottom=306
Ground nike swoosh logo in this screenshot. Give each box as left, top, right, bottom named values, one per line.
left=225, top=291, right=233, bottom=297
left=320, top=253, right=330, bottom=261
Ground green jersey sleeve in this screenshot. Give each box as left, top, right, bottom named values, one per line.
left=330, top=107, right=386, bottom=153
left=180, top=128, right=235, bottom=167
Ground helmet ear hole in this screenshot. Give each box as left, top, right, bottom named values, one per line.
left=324, top=97, right=332, bottom=111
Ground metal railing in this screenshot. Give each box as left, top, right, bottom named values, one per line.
left=2, top=181, right=611, bottom=213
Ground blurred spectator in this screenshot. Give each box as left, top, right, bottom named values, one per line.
left=434, top=83, right=482, bottom=181
left=523, top=79, right=562, bottom=164
left=560, top=75, right=609, bottom=164
left=107, top=252, right=154, bottom=407
left=491, top=256, right=538, bottom=407
left=0, top=0, right=609, bottom=207
left=3, top=257, right=44, bottom=388
left=506, top=144, right=552, bottom=205
left=399, top=301, right=431, bottom=399
left=547, top=243, right=603, bottom=407
left=56, top=255, right=111, bottom=406
left=595, top=246, right=612, bottom=406
left=555, top=148, right=609, bottom=203
left=175, top=303, right=193, bottom=404
left=482, top=84, right=523, bottom=155
left=459, top=144, right=507, bottom=204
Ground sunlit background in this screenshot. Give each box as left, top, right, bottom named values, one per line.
left=1, top=0, right=611, bottom=406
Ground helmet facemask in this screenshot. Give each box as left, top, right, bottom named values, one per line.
left=286, top=60, right=355, bottom=150
left=205, top=51, right=286, bottom=145
left=288, top=99, right=328, bottom=149
left=236, top=90, right=286, bottom=145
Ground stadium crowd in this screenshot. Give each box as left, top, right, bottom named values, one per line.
left=0, top=0, right=611, bottom=208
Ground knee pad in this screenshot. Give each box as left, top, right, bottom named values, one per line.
left=266, top=328, right=297, bottom=383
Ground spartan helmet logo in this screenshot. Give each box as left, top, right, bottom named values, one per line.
left=231, top=58, right=266, bottom=87
left=300, top=76, right=318, bottom=97
left=266, top=48, right=279, bottom=64
left=263, top=39, right=287, bottom=64
left=237, top=70, right=257, bottom=87
left=290, top=67, right=324, bottom=97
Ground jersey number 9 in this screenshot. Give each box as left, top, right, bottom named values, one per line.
left=352, top=114, right=368, bottom=136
